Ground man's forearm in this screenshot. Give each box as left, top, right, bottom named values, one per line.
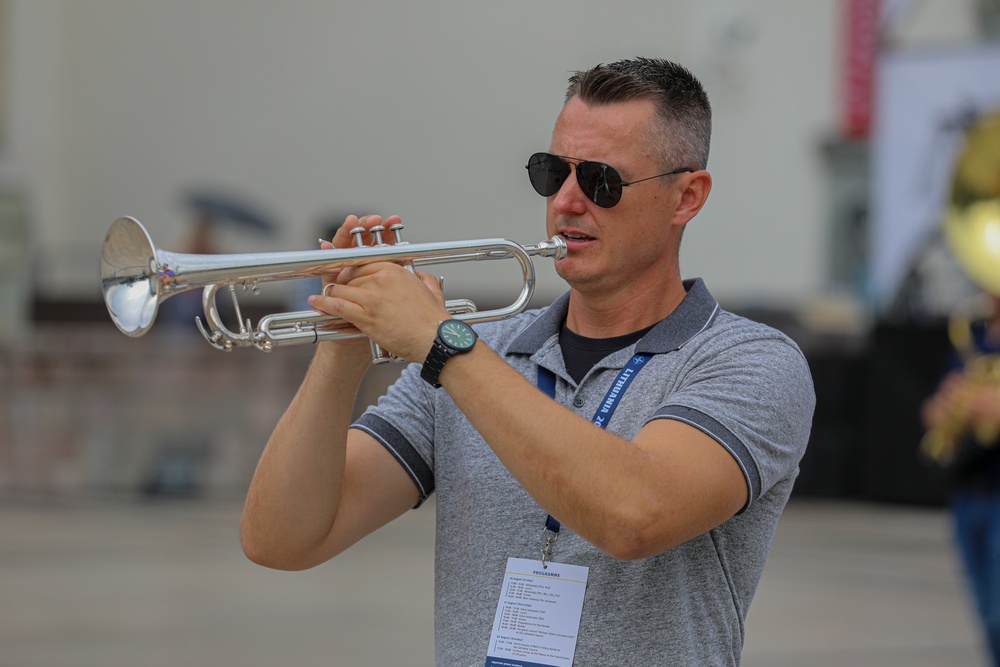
left=240, top=343, right=370, bottom=569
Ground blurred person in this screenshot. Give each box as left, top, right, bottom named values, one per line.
left=240, top=57, right=815, bottom=666
left=157, top=190, right=277, bottom=328
left=922, top=291, right=1000, bottom=666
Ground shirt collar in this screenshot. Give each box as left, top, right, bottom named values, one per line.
left=505, top=278, right=720, bottom=357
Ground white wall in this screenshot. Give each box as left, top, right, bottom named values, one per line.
left=0, top=0, right=982, bottom=310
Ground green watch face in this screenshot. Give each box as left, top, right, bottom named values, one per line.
left=440, top=320, right=476, bottom=350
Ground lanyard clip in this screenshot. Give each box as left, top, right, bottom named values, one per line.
left=540, top=524, right=560, bottom=569
left=541, top=515, right=561, bottom=567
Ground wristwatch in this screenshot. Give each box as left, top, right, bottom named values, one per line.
left=420, top=319, right=478, bottom=388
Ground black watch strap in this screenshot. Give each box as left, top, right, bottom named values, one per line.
left=420, top=338, right=454, bottom=388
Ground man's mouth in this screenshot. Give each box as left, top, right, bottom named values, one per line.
left=561, top=232, right=595, bottom=242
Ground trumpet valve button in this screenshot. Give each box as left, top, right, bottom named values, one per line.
left=370, top=225, right=385, bottom=246
left=350, top=226, right=366, bottom=247
left=388, top=223, right=405, bottom=243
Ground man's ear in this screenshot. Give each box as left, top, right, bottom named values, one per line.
left=673, top=170, right=712, bottom=228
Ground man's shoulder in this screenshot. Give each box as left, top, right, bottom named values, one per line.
left=684, top=308, right=813, bottom=389
left=706, top=309, right=805, bottom=354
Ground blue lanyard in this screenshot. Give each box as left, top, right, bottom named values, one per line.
left=536, top=354, right=651, bottom=539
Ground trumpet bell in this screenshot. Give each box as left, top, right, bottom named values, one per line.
left=101, top=216, right=162, bottom=337
left=944, top=109, right=1000, bottom=295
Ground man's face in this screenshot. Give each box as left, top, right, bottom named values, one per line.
left=545, top=96, right=684, bottom=296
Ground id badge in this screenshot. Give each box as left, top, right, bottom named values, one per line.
left=484, top=557, right=589, bottom=667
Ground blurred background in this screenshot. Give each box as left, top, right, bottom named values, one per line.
left=2, top=0, right=1000, bottom=665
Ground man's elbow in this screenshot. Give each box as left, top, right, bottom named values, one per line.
left=593, top=499, right=724, bottom=561
left=597, top=525, right=684, bottom=561
left=590, top=506, right=683, bottom=561
left=239, top=523, right=317, bottom=572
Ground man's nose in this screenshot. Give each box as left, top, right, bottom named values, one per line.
left=550, top=169, right=588, bottom=216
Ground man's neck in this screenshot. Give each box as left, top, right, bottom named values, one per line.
left=565, top=279, right=687, bottom=338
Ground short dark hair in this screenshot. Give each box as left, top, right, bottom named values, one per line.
left=565, top=57, right=711, bottom=170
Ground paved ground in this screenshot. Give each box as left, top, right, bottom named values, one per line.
left=0, top=496, right=988, bottom=666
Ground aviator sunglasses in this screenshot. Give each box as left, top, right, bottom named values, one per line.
left=526, top=152, right=694, bottom=209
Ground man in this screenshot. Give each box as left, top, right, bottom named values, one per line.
left=241, top=57, right=815, bottom=666
left=922, top=292, right=1000, bottom=666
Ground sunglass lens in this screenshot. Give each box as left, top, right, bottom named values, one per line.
left=576, top=162, right=622, bottom=208
left=527, top=153, right=569, bottom=197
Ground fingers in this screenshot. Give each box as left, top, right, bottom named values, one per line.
left=312, top=264, right=444, bottom=324
left=334, top=262, right=417, bottom=294
left=309, top=284, right=365, bottom=319
left=327, top=266, right=446, bottom=319
left=307, top=259, right=451, bottom=363
left=415, top=271, right=446, bottom=302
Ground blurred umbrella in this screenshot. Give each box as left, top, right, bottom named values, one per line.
left=182, top=189, right=278, bottom=235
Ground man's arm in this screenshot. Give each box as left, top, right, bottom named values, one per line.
left=239, top=217, right=423, bottom=571
left=313, top=266, right=752, bottom=561
left=436, top=342, right=748, bottom=560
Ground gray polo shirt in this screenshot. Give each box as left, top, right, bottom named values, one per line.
left=353, top=278, right=815, bottom=667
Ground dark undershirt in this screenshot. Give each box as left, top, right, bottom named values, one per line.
left=559, top=321, right=655, bottom=384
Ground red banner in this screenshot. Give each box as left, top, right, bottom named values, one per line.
left=841, top=0, right=881, bottom=139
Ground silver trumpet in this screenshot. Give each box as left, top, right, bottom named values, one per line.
left=100, top=216, right=566, bottom=361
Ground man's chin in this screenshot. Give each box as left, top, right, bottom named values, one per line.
left=555, top=262, right=602, bottom=290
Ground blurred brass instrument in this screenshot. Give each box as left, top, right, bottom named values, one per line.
left=100, top=216, right=566, bottom=361
left=920, top=110, right=1000, bottom=466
